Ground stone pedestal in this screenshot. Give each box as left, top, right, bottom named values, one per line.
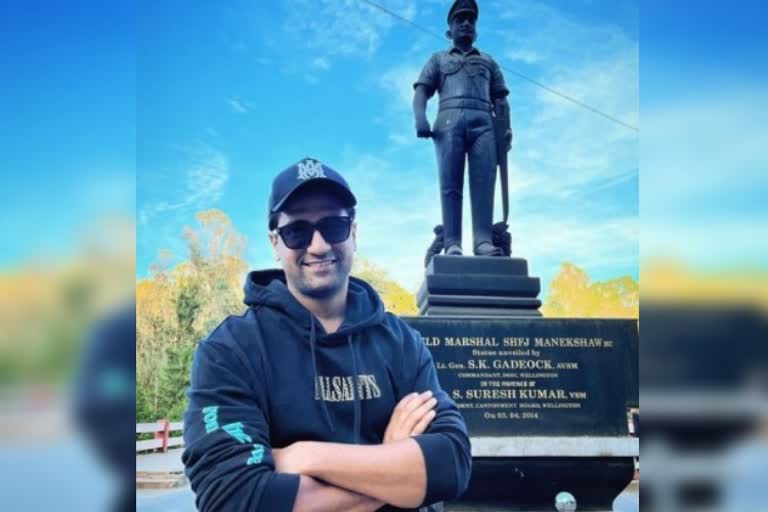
left=418, top=255, right=543, bottom=317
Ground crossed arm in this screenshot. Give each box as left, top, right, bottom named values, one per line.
left=274, top=391, right=438, bottom=512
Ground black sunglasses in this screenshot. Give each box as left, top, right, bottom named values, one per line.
left=275, top=216, right=353, bottom=250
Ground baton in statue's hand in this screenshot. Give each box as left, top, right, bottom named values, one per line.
left=494, top=98, right=511, bottom=224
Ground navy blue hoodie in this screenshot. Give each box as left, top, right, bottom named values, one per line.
left=182, top=270, right=472, bottom=511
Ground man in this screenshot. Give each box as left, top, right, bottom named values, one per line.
left=413, top=0, right=512, bottom=257
left=182, top=158, right=472, bottom=511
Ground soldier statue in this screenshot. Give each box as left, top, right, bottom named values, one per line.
left=414, top=0, right=512, bottom=259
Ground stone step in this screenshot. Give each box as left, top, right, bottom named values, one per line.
left=420, top=305, right=543, bottom=317
left=417, top=291, right=542, bottom=309
left=422, top=273, right=541, bottom=298
left=427, top=255, right=530, bottom=276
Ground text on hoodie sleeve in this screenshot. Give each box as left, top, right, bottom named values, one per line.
left=182, top=339, right=299, bottom=512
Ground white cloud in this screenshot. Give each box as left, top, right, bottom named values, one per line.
left=496, top=6, right=639, bottom=204
left=283, top=0, right=417, bottom=57
left=495, top=0, right=634, bottom=70
left=139, top=147, right=229, bottom=225
left=515, top=215, right=638, bottom=271
left=227, top=98, right=254, bottom=113
left=387, top=132, right=413, bottom=146
left=311, top=57, right=331, bottom=71
left=379, top=64, right=422, bottom=110
left=505, top=48, right=540, bottom=64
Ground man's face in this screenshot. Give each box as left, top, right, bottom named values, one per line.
left=269, top=189, right=356, bottom=300
left=449, top=12, right=476, bottom=43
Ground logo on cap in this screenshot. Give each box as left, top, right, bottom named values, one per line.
left=297, top=159, right=326, bottom=180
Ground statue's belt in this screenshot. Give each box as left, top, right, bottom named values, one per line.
left=438, top=97, right=492, bottom=112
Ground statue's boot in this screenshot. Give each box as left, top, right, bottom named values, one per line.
left=474, top=241, right=503, bottom=257
left=446, top=244, right=463, bottom=256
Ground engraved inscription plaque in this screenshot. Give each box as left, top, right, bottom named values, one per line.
left=404, top=317, right=639, bottom=436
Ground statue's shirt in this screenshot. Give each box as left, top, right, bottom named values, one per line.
left=414, top=46, right=509, bottom=105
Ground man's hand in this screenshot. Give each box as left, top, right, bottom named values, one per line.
left=415, top=117, right=432, bottom=138
left=504, top=128, right=513, bottom=151
left=272, top=441, right=308, bottom=474
left=383, top=391, right=437, bottom=443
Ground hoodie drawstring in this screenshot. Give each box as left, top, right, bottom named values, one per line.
left=348, top=334, right=361, bottom=444
left=310, top=316, right=362, bottom=443
left=311, top=315, right=335, bottom=432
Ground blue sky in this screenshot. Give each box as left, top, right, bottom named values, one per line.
left=136, top=0, right=639, bottom=294
left=0, top=1, right=135, bottom=268
left=3, top=1, right=765, bottom=295
left=639, top=0, right=768, bottom=269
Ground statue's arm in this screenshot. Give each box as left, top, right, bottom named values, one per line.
left=413, top=85, right=433, bottom=138
left=489, top=56, right=512, bottom=149
left=495, top=95, right=513, bottom=150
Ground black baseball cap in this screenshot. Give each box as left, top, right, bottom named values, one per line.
left=268, top=157, right=357, bottom=215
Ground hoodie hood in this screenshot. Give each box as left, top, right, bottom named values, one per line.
left=244, top=269, right=386, bottom=341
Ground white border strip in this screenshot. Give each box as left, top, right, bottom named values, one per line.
left=471, top=436, right=639, bottom=457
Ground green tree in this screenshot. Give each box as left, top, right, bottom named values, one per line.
left=157, top=343, right=195, bottom=421
left=136, top=209, right=249, bottom=422
left=174, top=281, right=202, bottom=344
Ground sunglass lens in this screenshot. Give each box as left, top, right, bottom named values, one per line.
left=280, top=221, right=313, bottom=249
left=318, top=217, right=351, bottom=244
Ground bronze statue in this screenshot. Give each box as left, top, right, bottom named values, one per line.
left=413, top=0, right=512, bottom=260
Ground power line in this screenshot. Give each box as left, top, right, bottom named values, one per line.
left=359, top=0, right=639, bottom=133
left=361, top=0, right=445, bottom=39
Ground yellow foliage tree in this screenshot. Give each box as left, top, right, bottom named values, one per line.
left=352, top=259, right=418, bottom=316
left=136, top=209, right=250, bottom=419
left=182, top=209, right=248, bottom=333
left=542, top=263, right=638, bottom=319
